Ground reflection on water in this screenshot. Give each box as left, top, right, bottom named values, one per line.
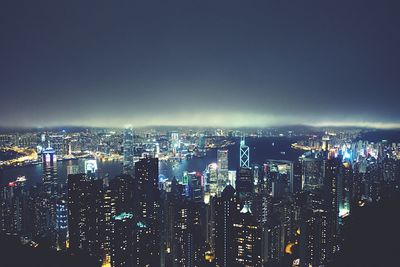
left=0, top=159, right=124, bottom=187
left=0, top=137, right=303, bottom=187
left=160, top=137, right=303, bottom=180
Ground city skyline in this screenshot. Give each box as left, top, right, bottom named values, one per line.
left=1, top=127, right=399, bottom=266
left=1, top=1, right=399, bottom=266
left=1, top=0, right=400, bottom=128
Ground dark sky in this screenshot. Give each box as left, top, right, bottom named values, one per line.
left=1, top=0, right=400, bottom=128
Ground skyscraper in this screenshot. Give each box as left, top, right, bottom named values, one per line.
left=240, top=137, right=250, bottom=168
left=188, top=172, right=204, bottom=203
left=134, top=156, right=161, bottom=266
left=172, top=200, right=204, bottom=267
left=67, top=173, right=104, bottom=260
left=170, top=131, right=180, bottom=155
left=228, top=170, right=237, bottom=189
left=109, top=174, right=134, bottom=215
left=302, top=157, right=324, bottom=190
left=207, top=163, right=218, bottom=197
left=323, top=157, right=341, bottom=258
left=236, top=167, right=253, bottom=196
left=217, top=149, right=229, bottom=194
left=111, top=212, right=134, bottom=267
left=214, top=185, right=239, bottom=267
left=265, top=160, right=294, bottom=198
left=55, top=199, right=68, bottom=251
left=123, top=127, right=134, bottom=174
left=299, top=208, right=329, bottom=267
left=232, top=204, right=262, bottom=266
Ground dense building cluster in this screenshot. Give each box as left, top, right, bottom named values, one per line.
left=1, top=128, right=400, bottom=266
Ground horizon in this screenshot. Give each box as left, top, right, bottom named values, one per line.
left=1, top=121, right=400, bottom=131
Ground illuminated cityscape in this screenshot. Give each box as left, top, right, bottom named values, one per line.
left=1, top=127, right=399, bottom=266
left=1, top=1, right=400, bottom=267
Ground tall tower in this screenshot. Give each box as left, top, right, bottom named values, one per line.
left=170, top=131, right=180, bottom=155
left=214, top=185, right=239, bottom=267
left=55, top=199, right=68, bottom=251
left=111, top=212, right=134, bottom=267
left=217, top=149, right=229, bottom=194
left=67, top=173, right=104, bottom=260
left=134, top=156, right=161, bottom=266
left=232, top=204, right=262, bottom=266
left=123, top=127, right=134, bottom=174
left=207, top=163, right=218, bottom=197
left=240, top=136, right=250, bottom=168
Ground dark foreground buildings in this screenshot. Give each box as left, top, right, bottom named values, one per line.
left=1, top=137, right=400, bottom=267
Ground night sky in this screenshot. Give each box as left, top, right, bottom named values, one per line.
left=1, top=0, right=400, bottom=128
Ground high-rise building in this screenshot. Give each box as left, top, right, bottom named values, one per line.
left=217, top=149, right=229, bottom=194
left=134, top=156, right=161, bottom=266
left=236, top=167, right=253, bottom=196
left=293, top=160, right=303, bottom=194
left=170, top=131, right=180, bottom=155
left=299, top=208, right=329, bottom=267
left=55, top=199, right=68, bottom=251
left=302, top=157, right=323, bottom=190
left=323, top=157, right=341, bottom=258
left=0, top=183, right=26, bottom=235
left=321, top=134, right=330, bottom=151
left=109, top=174, right=134, bottom=216
left=123, top=128, right=134, bottom=174
left=198, top=134, right=205, bottom=150
left=240, top=137, right=250, bottom=168
left=67, top=173, right=104, bottom=260
left=161, top=178, right=187, bottom=266
left=214, top=185, right=240, bottom=267
left=207, top=163, right=218, bottom=197
left=232, top=204, right=262, bottom=266
left=338, top=162, right=352, bottom=220
left=188, top=172, right=204, bottom=203
left=172, top=200, right=204, bottom=267
left=111, top=212, right=134, bottom=267
left=228, top=170, right=237, bottom=189
left=265, top=160, right=294, bottom=198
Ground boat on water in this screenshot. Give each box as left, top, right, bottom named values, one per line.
left=16, top=176, right=27, bottom=183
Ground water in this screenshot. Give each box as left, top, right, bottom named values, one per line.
left=0, top=150, right=21, bottom=161
left=0, top=159, right=124, bottom=187
left=0, top=137, right=303, bottom=187
left=161, top=137, right=303, bottom=180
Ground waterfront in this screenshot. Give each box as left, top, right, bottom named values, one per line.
left=0, top=137, right=303, bottom=187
